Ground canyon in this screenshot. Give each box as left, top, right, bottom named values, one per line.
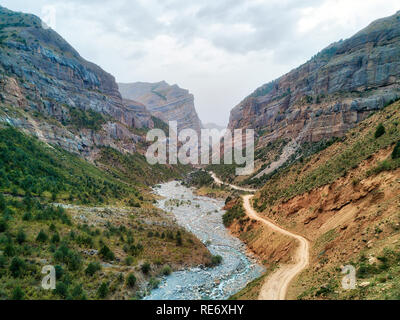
left=1, top=3, right=400, bottom=301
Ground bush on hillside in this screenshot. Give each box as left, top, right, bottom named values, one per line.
left=392, top=141, right=400, bottom=159
left=85, top=262, right=101, bottom=277
left=97, top=282, right=109, bottom=299
left=126, top=273, right=137, bottom=287
left=375, top=123, right=386, bottom=138
left=141, top=262, right=151, bottom=274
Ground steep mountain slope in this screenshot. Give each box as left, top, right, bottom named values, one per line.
left=0, top=6, right=211, bottom=301
left=0, top=6, right=187, bottom=185
left=229, top=101, right=400, bottom=300
left=0, top=6, right=156, bottom=157
left=118, top=81, right=203, bottom=134
left=229, top=10, right=400, bottom=159
left=0, top=127, right=210, bottom=300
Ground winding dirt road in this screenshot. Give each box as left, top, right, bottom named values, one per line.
left=243, top=195, right=310, bottom=300
left=210, top=172, right=257, bottom=193
left=210, top=171, right=310, bottom=300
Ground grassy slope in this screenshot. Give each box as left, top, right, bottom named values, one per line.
left=0, top=126, right=211, bottom=300
left=98, top=147, right=189, bottom=187
left=255, top=102, right=400, bottom=210
left=0, top=126, right=135, bottom=205
left=232, top=101, right=400, bottom=300
left=207, top=139, right=288, bottom=185
left=0, top=7, right=209, bottom=300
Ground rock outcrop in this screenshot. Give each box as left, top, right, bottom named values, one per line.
left=118, top=81, right=203, bottom=134
left=229, top=11, right=400, bottom=145
left=0, top=6, right=153, bottom=156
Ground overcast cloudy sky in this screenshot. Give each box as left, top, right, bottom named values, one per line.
left=1, top=0, right=399, bottom=126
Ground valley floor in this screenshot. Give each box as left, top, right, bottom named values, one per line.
left=211, top=172, right=310, bottom=300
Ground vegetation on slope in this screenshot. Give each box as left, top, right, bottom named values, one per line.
left=0, top=126, right=211, bottom=300
left=206, top=139, right=288, bottom=184
left=222, top=198, right=245, bottom=227
left=97, top=147, right=189, bottom=187
left=0, top=192, right=210, bottom=300
left=0, top=126, right=133, bottom=205
left=238, top=100, right=400, bottom=300
left=255, top=102, right=400, bottom=210
left=62, top=106, right=109, bottom=132
left=183, top=170, right=214, bottom=188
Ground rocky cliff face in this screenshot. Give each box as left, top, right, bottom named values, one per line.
left=229, top=11, right=400, bottom=146
left=118, top=81, right=203, bottom=134
left=0, top=6, right=154, bottom=157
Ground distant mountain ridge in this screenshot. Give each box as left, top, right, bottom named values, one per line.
left=203, top=123, right=226, bottom=131
left=118, top=81, right=203, bottom=134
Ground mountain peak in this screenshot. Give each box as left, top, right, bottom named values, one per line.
left=118, top=81, right=202, bottom=133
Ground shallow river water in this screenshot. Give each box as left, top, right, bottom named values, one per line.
left=145, top=181, right=265, bottom=300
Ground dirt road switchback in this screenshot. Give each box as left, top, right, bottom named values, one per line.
left=243, top=195, right=310, bottom=300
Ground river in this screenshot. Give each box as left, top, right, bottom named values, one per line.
left=144, top=181, right=265, bottom=300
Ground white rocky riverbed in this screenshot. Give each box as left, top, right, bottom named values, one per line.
left=144, top=181, right=265, bottom=300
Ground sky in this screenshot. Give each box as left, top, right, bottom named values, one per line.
left=1, top=0, right=399, bottom=126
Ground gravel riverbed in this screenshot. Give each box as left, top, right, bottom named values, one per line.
left=145, top=181, right=265, bottom=300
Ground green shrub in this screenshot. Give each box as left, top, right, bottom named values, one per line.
left=11, top=286, right=25, bottom=300
left=148, top=277, right=160, bottom=289
left=0, top=254, right=6, bottom=268
left=16, top=229, right=26, bottom=244
left=51, top=233, right=60, bottom=244
left=0, top=194, right=5, bottom=211
left=9, top=257, right=25, bottom=278
left=392, top=141, right=400, bottom=159
left=375, top=123, right=386, bottom=138
left=357, top=263, right=380, bottom=279
left=71, top=284, right=87, bottom=300
left=53, top=245, right=82, bottom=271
left=4, top=243, right=15, bottom=257
left=36, top=230, right=48, bottom=242
left=185, top=170, right=214, bottom=187
left=55, top=265, right=64, bottom=279
left=210, top=255, right=223, bottom=266
left=367, top=158, right=400, bottom=176
left=0, top=219, right=7, bottom=233
left=22, top=212, right=32, bottom=221
left=70, top=284, right=87, bottom=300
left=97, top=282, right=109, bottom=299
left=124, top=256, right=134, bottom=266
left=85, top=262, right=101, bottom=277
left=126, top=273, right=136, bottom=288
left=99, top=245, right=115, bottom=261
left=141, top=262, right=151, bottom=274
left=315, top=281, right=337, bottom=297
left=222, top=199, right=245, bottom=227
left=66, top=252, right=82, bottom=271
left=176, top=232, right=183, bottom=246
left=55, top=282, right=69, bottom=298
left=162, top=265, right=172, bottom=276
